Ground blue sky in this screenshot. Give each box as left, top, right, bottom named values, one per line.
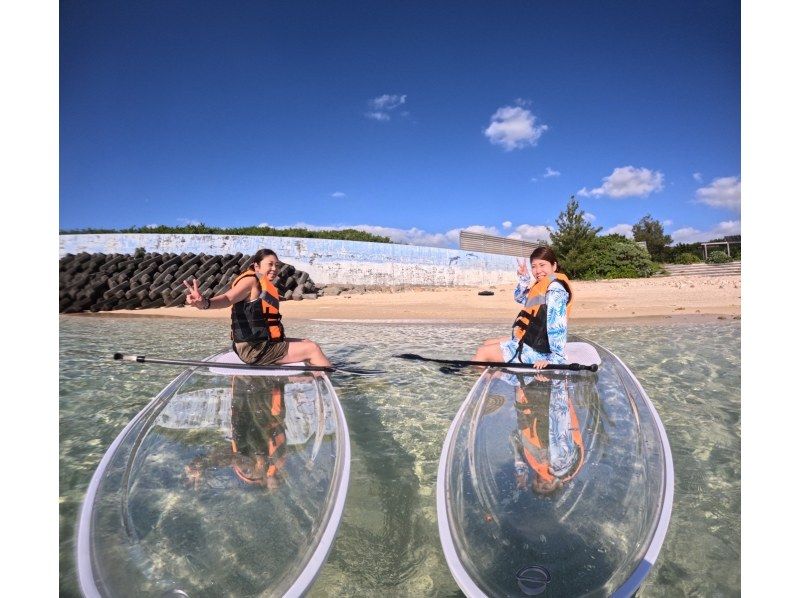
left=60, top=0, right=741, bottom=246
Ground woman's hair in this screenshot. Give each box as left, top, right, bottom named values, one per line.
left=248, top=248, right=278, bottom=271
left=529, top=246, right=559, bottom=269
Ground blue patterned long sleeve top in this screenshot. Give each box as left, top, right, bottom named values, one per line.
left=511, top=274, right=569, bottom=364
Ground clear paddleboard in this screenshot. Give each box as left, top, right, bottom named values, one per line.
left=437, top=340, right=673, bottom=597
left=77, top=351, right=350, bottom=597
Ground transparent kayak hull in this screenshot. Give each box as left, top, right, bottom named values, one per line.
left=437, top=339, right=673, bottom=597
left=77, top=352, right=350, bottom=597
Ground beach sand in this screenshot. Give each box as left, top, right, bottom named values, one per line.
left=74, top=275, right=741, bottom=324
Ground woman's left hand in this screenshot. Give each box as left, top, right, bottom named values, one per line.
left=533, top=360, right=549, bottom=370
left=183, top=279, right=205, bottom=308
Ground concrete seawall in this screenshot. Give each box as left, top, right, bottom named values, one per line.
left=59, top=234, right=519, bottom=286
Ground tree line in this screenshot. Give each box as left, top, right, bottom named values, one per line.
left=61, top=199, right=739, bottom=281
left=59, top=223, right=393, bottom=244
left=547, top=196, right=741, bottom=280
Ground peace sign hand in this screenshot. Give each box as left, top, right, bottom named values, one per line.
left=183, top=279, right=205, bottom=308
left=516, top=258, right=529, bottom=277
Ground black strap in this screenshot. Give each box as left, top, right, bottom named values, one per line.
left=260, top=291, right=280, bottom=310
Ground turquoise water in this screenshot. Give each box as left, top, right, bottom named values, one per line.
left=59, top=316, right=740, bottom=596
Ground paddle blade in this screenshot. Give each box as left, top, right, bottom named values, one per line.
left=394, top=353, right=425, bottom=361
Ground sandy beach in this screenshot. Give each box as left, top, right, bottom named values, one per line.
left=75, top=275, right=741, bottom=324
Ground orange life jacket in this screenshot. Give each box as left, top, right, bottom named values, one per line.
left=230, top=270, right=285, bottom=343
left=230, top=383, right=287, bottom=484
left=517, top=393, right=584, bottom=483
left=511, top=273, right=573, bottom=356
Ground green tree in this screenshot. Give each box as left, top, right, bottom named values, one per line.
left=632, top=214, right=672, bottom=262
left=548, top=196, right=602, bottom=277
left=59, top=223, right=393, bottom=244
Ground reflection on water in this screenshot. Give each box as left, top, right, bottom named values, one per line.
left=82, top=365, right=345, bottom=597
left=60, top=316, right=740, bottom=597
left=444, top=354, right=667, bottom=597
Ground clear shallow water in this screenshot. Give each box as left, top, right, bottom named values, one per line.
left=60, top=316, right=740, bottom=597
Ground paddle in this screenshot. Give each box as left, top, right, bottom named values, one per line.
left=394, top=353, right=599, bottom=372
left=112, top=353, right=385, bottom=377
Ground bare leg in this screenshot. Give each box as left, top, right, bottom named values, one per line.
left=278, top=339, right=332, bottom=367
left=482, top=336, right=509, bottom=346
left=472, top=342, right=505, bottom=362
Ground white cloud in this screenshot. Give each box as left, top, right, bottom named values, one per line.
left=365, top=111, right=391, bottom=121
left=693, top=172, right=703, bottom=182
left=508, top=224, right=551, bottom=243
left=445, top=225, right=501, bottom=245
left=260, top=221, right=517, bottom=248
left=464, top=224, right=501, bottom=235
left=282, top=221, right=445, bottom=246
left=331, top=191, right=347, bottom=199
left=663, top=219, right=673, bottom=227
left=370, top=94, right=407, bottom=110
left=585, top=212, right=597, bottom=222
left=502, top=220, right=512, bottom=229
left=543, top=167, right=561, bottom=178
left=360, top=225, right=453, bottom=246
left=695, top=176, right=741, bottom=210
left=581, top=166, right=665, bottom=198
left=602, top=224, right=634, bottom=238
left=671, top=220, right=741, bottom=244
left=257, top=222, right=270, bottom=228
left=671, top=227, right=701, bottom=243
left=530, top=177, right=539, bottom=183
left=145, top=223, right=160, bottom=229
left=177, top=218, right=202, bottom=226
left=484, top=105, right=548, bottom=151
left=365, top=94, right=407, bottom=121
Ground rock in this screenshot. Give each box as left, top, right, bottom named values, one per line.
left=301, top=293, right=318, bottom=300
left=324, top=286, right=342, bottom=296
left=478, top=290, right=495, bottom=296
left=352, top=285, right=366, bottom=294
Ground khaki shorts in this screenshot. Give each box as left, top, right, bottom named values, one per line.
left=233, top=340, right=290, bottom=365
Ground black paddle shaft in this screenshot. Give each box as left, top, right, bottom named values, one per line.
left=112, top=353, right=384, bottom=376
left=394, top=353, right=599, bottom=372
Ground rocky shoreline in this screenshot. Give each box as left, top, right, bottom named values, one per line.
left=59, top=249, right=466, bottom=313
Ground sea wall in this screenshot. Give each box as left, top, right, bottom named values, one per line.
left=58, top=234, right=518, bottom=286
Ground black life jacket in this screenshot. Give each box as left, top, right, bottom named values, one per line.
left=230, top=270, right=285, bottom=343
